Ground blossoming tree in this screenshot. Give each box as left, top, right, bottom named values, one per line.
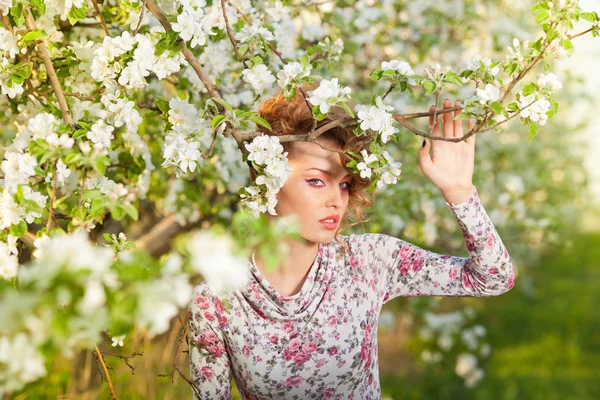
left=0, top=0, right=598, bottom=397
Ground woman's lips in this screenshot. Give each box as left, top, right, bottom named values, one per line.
left=319, top=220, right=338, bottom=230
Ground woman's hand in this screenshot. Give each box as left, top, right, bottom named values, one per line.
left=418, top=99, right=476, bottom=205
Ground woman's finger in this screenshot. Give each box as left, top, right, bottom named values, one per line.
left=466, top=118, right=476, bottom=147
left=442, top=99, right=453, bottom=139
left=453, top=99, right=463, bottom=138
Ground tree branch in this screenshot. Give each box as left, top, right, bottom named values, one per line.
left=91, top=0, right=110, bottom=36
left=24, top=9, right=73, bottom=125
left=93, top=344, right=119, bottom=400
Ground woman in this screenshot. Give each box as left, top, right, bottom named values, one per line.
left=188, top=85, right=515, bottom=399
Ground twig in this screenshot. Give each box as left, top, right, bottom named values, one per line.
left=158, top=316, right=202, bottom=398
left=100, top=351, right=144, bottom=375
left=221, top=0, right=248, bottom=68
left=24, top=9, right=73, bottom=125
left=568, top=25, right=598, bottom=40
left=1, top=14, right=14, bottom=35
left=202, top=128, right=219, bottom=158
left=382, top=84, right=395, bottom=100
left=46, top=159, right=57, bottom=231
left=297, top=86, right=318, bottom=136
left=93, top=344, right=119, bottom=400
left=64, top=88, right=105, bottom=102
left=91, top=0, right=110, bottom=36
left=225, top=0, right=287, bottom=64
left=134, top=0, right=148, bottom=35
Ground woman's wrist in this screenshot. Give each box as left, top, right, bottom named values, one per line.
left=442, top=185, right=475, bottom=206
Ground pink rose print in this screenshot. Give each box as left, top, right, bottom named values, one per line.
left=201, top=366, right=214, bottom=380
left=350, top=255, right=359, bottom=269
left=399, top=245, right=413, bottom=259
left=412, top=257, right=425, bottom=273
left=288, top=337, right=302, bottom=352
left=243, top=344, right=251, bottom=357
left=204, top=331, right=218, bottom=343
left=194, top=295, right=210, bottom=309
left=327, top=346, right=338, bottom=356
left=217, top=314, right=228, bottom=328
left=316, top=358, right=327, bottom=368
left=214, top=298, right=224, bottom=314
left=449, top=267, right=459, bottom=280
left=286, top=375, right=303, bottom=387
left=399, top=258, right=411, bottom=275
left=293, top=352, right=309, bottom=364
left=328, top=315, right=338, bottom=326
left=204, top=311, right=216, bottom=322
left=302, top=342, right=318, bottom=354
left=462, top=268, right=473, bottom=288
left=270, top=336, right=279, bottom=345
left=489, top=267, right=498, bottom=274
left=282, top=321, right=294, bottom=333
left=323, top=388, right=335, bottom=398
left=486, top=233, right=496, bottom=248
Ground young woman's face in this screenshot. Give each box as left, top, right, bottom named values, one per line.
left=273, top=137, right=352, bottom=244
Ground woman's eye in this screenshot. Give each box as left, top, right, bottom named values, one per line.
left=340, top=181, right=351, bottom=190
left=307, top=178, right=325, bottom=186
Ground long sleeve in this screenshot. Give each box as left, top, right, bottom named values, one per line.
left=348, top=186, right=515, bottom=303
left=189, top=284, right=232, bottom=400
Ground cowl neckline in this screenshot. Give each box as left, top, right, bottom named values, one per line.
left=240, top=241, right=335, bottom=320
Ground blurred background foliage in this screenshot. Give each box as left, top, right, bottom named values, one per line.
left=8, top=0, right=600, bottom=398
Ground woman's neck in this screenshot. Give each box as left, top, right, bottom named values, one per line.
left=254, top=237, right=319, bottom=296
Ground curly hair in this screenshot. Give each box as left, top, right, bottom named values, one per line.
left=257, top=82, right=376, bottom=250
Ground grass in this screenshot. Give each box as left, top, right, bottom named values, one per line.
left=380, top=231, right=600, bottom=400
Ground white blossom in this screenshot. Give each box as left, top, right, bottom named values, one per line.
left=301, top=24, right=326, bottom=42
left=187, top=230, right=250, bottom=296
left=356, top=149, right=378, bottom=179
left=306, top=78, right=352, bottom=114
left=473, top=84, right=500, bottom=104
left=242, top=64, right=276, bottom=94
left=276, top=62, right=312, bottom=88
left=518, top=93, right=550, bottom=125
left=235, top=25, right=275, bottom=43
left=537, top=72, right=562, bottom=92
left=1, top=152, right=37, bottom=191
left=111, top=335, right=126, bottom=347
left=0, top=333, right=47, bottom=393
left=87, top=120, right=115, bottom=150
left=0, top=241, right=18, bottom=280
left=355, top=96, right=398, bottom=143
left=380, top=60, right=417, bottom=86
left=461, top=55, right=499, bottom=83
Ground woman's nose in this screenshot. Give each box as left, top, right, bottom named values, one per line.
left=326, top=186, right=344, bottom=208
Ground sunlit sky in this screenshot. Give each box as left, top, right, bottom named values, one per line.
left=569, top=0, right=600, bottom=204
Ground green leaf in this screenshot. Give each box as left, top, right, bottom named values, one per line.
left=156, top=98, right=170, bottom=113
left=527, top=121, right=538, bottom=141
left=122, top=203, right=139, bottom=221
left=424, top=81, right=437, bottom=95
left=489, top=101, right=503, bottom=115
left=561, top=39, right=574, bottom=56
left=67, top=4, right=88, bottom=26
left=22, top=30, right=44, bottom=44
left=522, top=82, right=536, bottom=96
left=211, top=97, right=233, bottom=113
left=211, top=114, right=227, bottom=129
left=535, top=10, right=550, bottom=25
left=339, top=102, right=354, bottom=118
left=73, top=129, right=87, bottom=139
left=10, top=220, right=27, bottom=237
left=11, top=3, right=25, bottom=26
left=370, top=69, right=384, bottom=81
left=249, top=116, right=271, bottom=130
left=580, top=12, right=599, bottom=22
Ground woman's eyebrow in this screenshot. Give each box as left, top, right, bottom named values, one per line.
left=305, top=168, right=352, bottom=178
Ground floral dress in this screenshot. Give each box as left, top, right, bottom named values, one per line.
left=188, top=187, right=515, bottom=399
